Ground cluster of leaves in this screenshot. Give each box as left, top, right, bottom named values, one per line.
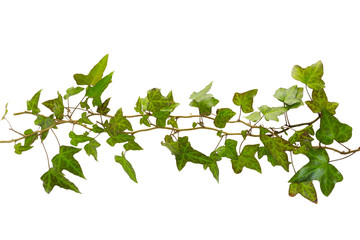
left=1, top=56, right=356, bottom=204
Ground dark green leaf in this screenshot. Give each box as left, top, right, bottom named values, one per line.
left=274, top=85, right=303, bottom=109
left=123, top=140, right=143, bottom=151
left=259, top=127, right=295, bottom=171
left=289, top=181, right=318, bottom=204
left=305, top=89, right=338, bottom=115
left=27, top=90, right=42, bottom=114
left=115, top=152, right=138, bottom=183
left=34, top=115, right=56, bottom=140
left=288, top=125, right=314, bottom=147
left=209, top=162, right=219, bottom=183
left=233, top=144, right=261, bottom=174
left=289, top=148, right=343, bottom=196
left=232, top=89, right=258, bottom=113
left=96, top=97, right=111, bottom=115
left=40, top=168, right=80, bottom=194
left=214, top=108, right=236, bottom=128
left=51, top=146, right=85, bottom=179
left=64, top=86, right=84, bottom=100
left=80, top=98, right=90, bottom=110
left=42, top=92, right=64, bottom=119
left=316, top=109, right=352, bottom=145
left=291, top=61, right=325, bottom=90
left=73, top=54, right=109, bottom=86
left=92, top=124, right=104, bottom=133
left=105, top=108, right=133, bottom=137
left=146, top=89, right=179, bottom=113
left=69, top=131, right=93, bottom=146
left=86, top=72, right=113, bottom=107
left=84, top=139, right=101, bottom=161
left=258, top=105, right=288, bottom=121
left=162, top=135, right=215, bottom=173
left=24, top=129, right=37, bottom=146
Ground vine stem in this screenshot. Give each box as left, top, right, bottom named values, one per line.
left=39, top=136, right=50, bottom=169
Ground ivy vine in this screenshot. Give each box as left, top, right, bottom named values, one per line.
left=1, top=55, right=357, bottom=204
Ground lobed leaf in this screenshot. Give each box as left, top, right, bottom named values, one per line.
left=274, top=85, right=303, bottom=109
left=232, top=89, right=258, bottom=113
left=84, top=139, right=101, bottom=161
left=305, top=89, right=338, bottom=115
left=234, top=144, right=261, bottom=174
left=73, top=54, right=109, bottom=86
left=214, top=108, right=236, bottom=128
left=289, top=181, right=318, bottom=204
left=69, top=131, right=93, bottom=146
left=258, top=105, right=288, bottom=121
left=27, top=90, right=42, bottom=114
left=189, top=82, right=219, bottom=116
left=41, top=168, right=80, bottom=194
left=316, top=109, right=352, bottom=145
left=245, top=111, right=261, bottom=122
left=34, top=115, right=56, bottom=140
left=42, top=92, right=64, bottom=119
left=291, top=61, right=325, bottom=90
left=86, top=72, right=113, bottom=107
left=51, top=145, right=85, bottom=179
left=64, top=86, right=84, bottom=100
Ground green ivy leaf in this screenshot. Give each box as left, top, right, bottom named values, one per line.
left=291, top=60, right=325, bottom=90
left=167, top=117, right=178, bottom=129
left=40, top=168, right=80, bottom=194
left=86, top=72, right=113, bottom=107
left=258, top=105, right=288, bottom=121
left=289, top=181, right=318, bottom=204
left=34, top=115, right=56, bottom=140
left=161, top=135, right=216, bottom=177
left=2, top=102, right=8, bottom=120
left=123, top=140, right=143, bottom=151
left=27, top=90, right=42, bottom=114
left=106, top=133, right=135, bottom=147
left=241, top=130, right=248, bottom=139
left=51, top=146, right=85, bottom=179
left=189, top=82, right=219, bottom=116
left=73, top=54, right=109, bottom=86
left=92, top=124, right=104, bottom=133
left=305, top=89, right=338, bottom=115
left=80, top=98, right=90, bottom=110
left=288, top=125, right=314, bottom=147
left=233, top=144, right=261, bottom=174
left=96, top=97, right=111, bottom=115
left=232, top=89, right=258, bottom=113
left=69, top=131, right=93, bottom=146
left=115, top=152, right=138, bottom=183
left=316, top=109, right=352, bottom=145
left=14, top=143, right=33, bottom=155
left=64, top=86, right=84, bottom=100
left=78, top=112, right=93, bottom=125
left=259, top=127, right=295, bottom=171
left=42, top=92, right=64, bottom=119
left=214, top=108, right=236, bottom=128
left=216, top=139, right=238, bottom=161
left=140, top=115, right=151, bottom=127
left=245, top=111, right=261, bottom=122
left=289, top=148, right=343, bottom=196
left=84, top=139, right=101, bottom=161
left=274, top=85, right=304, bottom=109
left=105, top=108, right=133, bottom=137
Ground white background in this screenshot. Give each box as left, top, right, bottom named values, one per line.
left=1, top=0, right=360, bottom=239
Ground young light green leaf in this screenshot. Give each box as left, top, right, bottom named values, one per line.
left=64, top=86, right=84, bottom=100
left=305, top=89, right=338, bottom=115
left=274, top=85, right=304, bottom=109
left=2, top=103, right=8, bottom=120
left=42, top=92, right=64, bottom=119
left=86, top=71, right=113, bottom=107
left=289, top=181, right=318, bottom=204
left=214, top=108, right=236, bottom=128
left=73, top=54, right=109, bottom=86
left=232, top=89, right=258, bottom=113
left=316, top=109, right=352, bottom=145
left=78, top=112, right=93, bottom=125
left=51, top=145, right=85, bottom=179
left=27, top=90, right=42, bottom=114
left=216, top=139, right=238, bottom=160
left=289, top=148, right=343, bottom=196
left=245, top=111, right=261, bottom=122
left=14, top=143, right=33, bottom=155
left=115, top=152, right=138, bottom=183
left=167, top=117, right=178, bottom=129
left=189, top=82, right=219, bottom=116
left=84, top=139, right=101, bottom=161
left=106, top=133, right=135, bottom=147
left=258, top=105, right=288, bottom=121
left=291, top=61, right=325, bottom=90
left=140, top=115, right=151, bottom=127
left=40, top=168, right=80, bottom=194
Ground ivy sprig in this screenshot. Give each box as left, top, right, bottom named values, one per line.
left=1, top=55, right=358, bottom=204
